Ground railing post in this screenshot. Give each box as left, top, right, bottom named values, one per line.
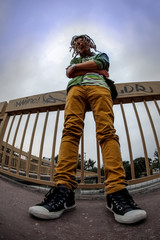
left=132, top=101, right=150, bottom=176
left=0, top=102, right=9, bottom=149
left=38, top=111, right=49, bottom=179
left=51, top=109, right=60, bottom=181
left=154, top=99, right=160, bottom=115
left=96, top=139, right=101, bottom=184
left=144, top=100, right=160, bottom=164
left=120, top=102, right=135, bottom=179
left=81, top=132, right=84, bottom=184
left=26, top=112, right=39, bottom=177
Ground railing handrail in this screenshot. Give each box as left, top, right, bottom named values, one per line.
left=2, top=81, right=160, bottom=115
left=0, top=81, right=160, bottom=189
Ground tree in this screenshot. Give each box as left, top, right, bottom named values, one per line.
left=85, top=158, right=96, bottom=171
left=77, top=154, right=82, bottom=169
left=133, top=157, right=152, bottom=178
left=123, top=157, right=153, bottom=179
left=100, top=166, right=104, bottom=175
left=151, top=150, right=160, bottom=170
left=54, top=154, right=58, bottom=164
left=123, top=161, right=131, bottom=180
left=77, top=154, right=96, bottom=171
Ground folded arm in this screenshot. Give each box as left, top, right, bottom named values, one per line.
left=66, top=60, right=109, bottom=78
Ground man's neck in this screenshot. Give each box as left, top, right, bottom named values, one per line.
left=80, top=51, right=94, bottom=58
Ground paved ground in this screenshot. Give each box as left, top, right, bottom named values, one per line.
left=0, top=174, right=160, bottom=240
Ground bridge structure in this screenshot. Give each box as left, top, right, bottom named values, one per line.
left=0, top=81, right=160, bottom=189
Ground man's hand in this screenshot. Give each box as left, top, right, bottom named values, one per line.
left=94, top=69, right=109, bottom=78
left=66, top=66, right=109, bottom=79
left=66, top=60, right=98, bottom=78
left=66, top=65, right=76, bottom=78
left=66, top=61, right=109, bottom=78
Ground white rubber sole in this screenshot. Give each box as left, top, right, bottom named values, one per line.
left=106, top=206, right=147, bottom=224
left=29, top=204, right=76, bottom=219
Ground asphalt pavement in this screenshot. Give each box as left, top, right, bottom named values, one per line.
left=0, top=174, right=160, bottom=240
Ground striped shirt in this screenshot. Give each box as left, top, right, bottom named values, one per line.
left=67, top=52, right=110, bottom=92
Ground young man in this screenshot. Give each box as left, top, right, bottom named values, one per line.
left=29, top=35, right=147, bottom=224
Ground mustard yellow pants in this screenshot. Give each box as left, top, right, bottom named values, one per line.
left=54, top=85, right=127, bottom=194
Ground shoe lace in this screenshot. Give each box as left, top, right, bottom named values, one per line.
left=111, top=191, right=135, bottom=211
left=42, top=186, right=69, bottom=206
left=43, top=187, right=57, bottom=203
left=126, top=194, right=138, bottom=208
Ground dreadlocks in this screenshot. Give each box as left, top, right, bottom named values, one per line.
left=70, top=34, right=98, bottom=57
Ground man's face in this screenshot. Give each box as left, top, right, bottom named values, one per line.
left=74, top=37, right=90, bottom=55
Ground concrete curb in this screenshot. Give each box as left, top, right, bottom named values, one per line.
left=0, top=173, right=160, bottom=200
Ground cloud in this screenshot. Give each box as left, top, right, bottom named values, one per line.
left=1, top=0, right=160, bottom=101
left=0, top=1, right=12, bottom=36
left=0, top=23, right=124, bottom=101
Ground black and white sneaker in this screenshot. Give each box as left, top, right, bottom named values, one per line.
left=106, top=188, right=147, bottom=224
left=29, top=185, right=76, bottom=219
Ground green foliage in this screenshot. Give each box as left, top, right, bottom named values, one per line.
left=151, top=150, right=160, bottom=170
left=54, top=150, right=160, bottom=179
left=123, top=157, right=152, bottom=179
left=133, top=157, right=150, bottom=178
left=123, top=161, right=131, bottom=180
left=123, top=150, right=159, bottom=179
left=54, top=154, right=58, bottom=164
left=77, top=154, right=82, bottom=169
left=77, top=154, right=96, bottom=171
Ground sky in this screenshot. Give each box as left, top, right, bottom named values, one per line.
left=0, top=0, right=160, bottom=163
